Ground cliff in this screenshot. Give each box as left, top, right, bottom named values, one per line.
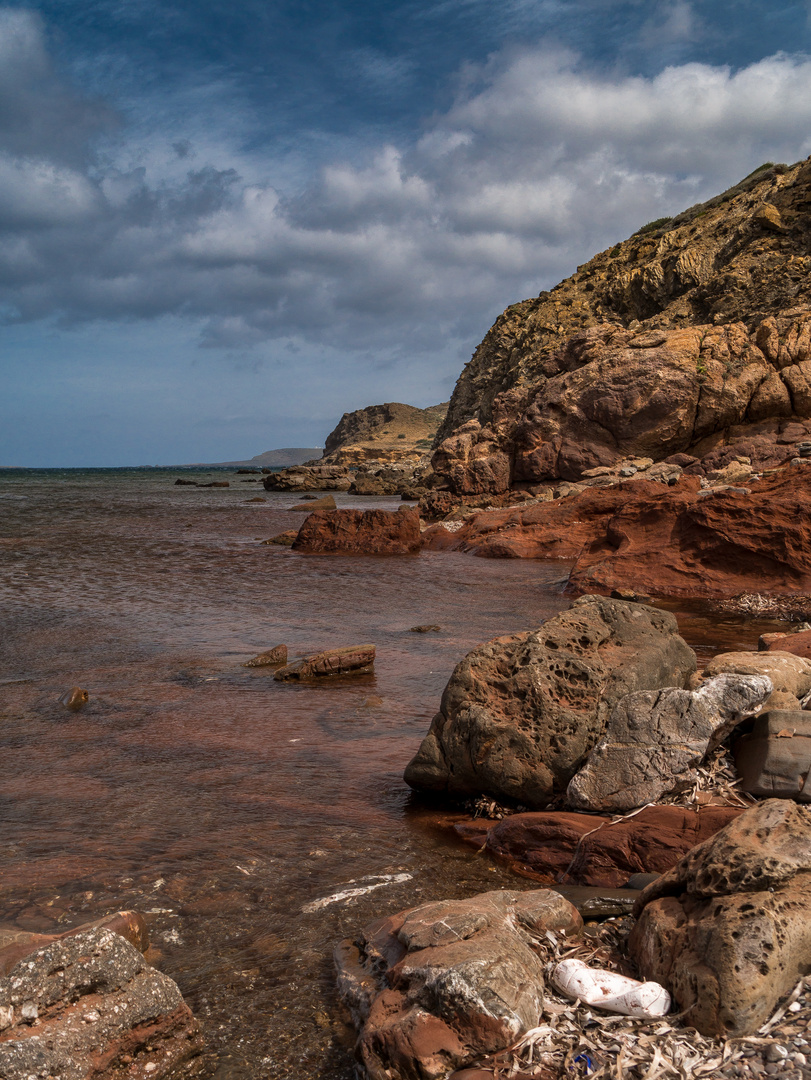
left=321, top=402, right=448, bottom=466
left=431, top=158, right=811, bottom=495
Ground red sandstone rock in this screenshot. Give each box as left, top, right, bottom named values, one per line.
left=456, top=806, right=743, bottom=888
left=422, top=468, right=811, bottom=599
left=293, top=505, right=420, bottom=554
left=766, top=629, right=811, bottom=659
left=0, top=910, right=149, bottom=977
left=274, top=644, right=375, bottom=680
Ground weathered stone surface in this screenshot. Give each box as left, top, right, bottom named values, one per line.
left=432, top=159, right=811, bottom=497
left=290, top=494, right=337, bottom=511
left=0, top=927, right=203, bottom=1079
left=263, top=464, right=351, bottom=492
left=242, top=644, right=288, bottom=668
left=335, top=889, right=581, bottom=1080
left=261, top=529, right=298, bottom=546
left=0, top=911, right=148, bottom=977
left=421, top=468, right=811, bottom=600
left=765, top=629, right=811, bottom=659
left=404, top=596, right=695, bottom=806
left=566, top=673, right=771, bottom=811
left=59, top=686, right=88, bottom=711
left=629, top=800, right=811, bottom=1036
left=293, top=506, right=420, bottom=555
left=456, top=806, right=742, bottom=888
left=697, top=650, right=811, bottom=700
left=733, top=710, right=811, bottom=800
left=274, top=644, right=375, bottom=680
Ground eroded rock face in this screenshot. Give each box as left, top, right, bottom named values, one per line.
left=455, top=806, right=742, bottom=888
left=293, top=506, right=421, bottom=555
left=629, top=800, right=811, bottom=1036
left=421, top=468, right=811, bottom=600
left=566, top=673, right=772, bottom=811
left=733, top=710, right=811, bottom=800
left=0, top=927, right=203, bottom=1079
left=432, top=159, right=811, bottom=496
left=698, top=650, right=811, bottom=701
left=404, top=596, right=696, bottom=806
left=335, top=889, right=581, bottom=1080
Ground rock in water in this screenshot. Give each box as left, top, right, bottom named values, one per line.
left=566, top=673, right=771, bottom=811
left=242, top=644, right=288, bottom=667
left=290, top=494, right=337, bottom=511
left=404, top=595, right=696, bottom=806
left=335, top=889, right=581, bottom=1080
left=0, top=910, right=148, bottom=977
left=59, top=687, right=88, bottom=711
left=293, top=505, right=420, bottom=554
left=274, top=644, right=375, bottom=680
left=0, top=927, right=203, bottom=1078
left=629, top=799, right=811, bottom=1036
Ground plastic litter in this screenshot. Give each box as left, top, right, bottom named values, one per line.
left=551, top=958, right=671, bottom=1019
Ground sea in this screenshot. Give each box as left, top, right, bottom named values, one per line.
left=0, top=467, right=776, bottom=1078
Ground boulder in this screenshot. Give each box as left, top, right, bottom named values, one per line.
left=733, top=710, right=811, bottom=800
left=274, top=644, right=375, bottom=680
left=404, top=596, right=696, bottom=806
left=0, top=910, right=148, bottom=977
left=335, top=889, right=581, bottom=1080
left=262, top=464, right=351, bottom=492
left=697, top=650, right=811, bottom=701
left=0, top=927, right=203, bottom=1079
left=293, top=506, right=421, bottom=555
left=566, top=673, right=771, bottom=811
left=290, top=494, right=337, bottom=511
left=765, top=629, right=811, bottom=660
left=629, top=800, right=811, bottom=1036
left=455, top=806, right=742, bottom=888
left=261, top=530, right=298, bottom=546
left=242, top=644, right=288, bottom=668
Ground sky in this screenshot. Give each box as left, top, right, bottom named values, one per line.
left=2, top=1, right=811, bottom=465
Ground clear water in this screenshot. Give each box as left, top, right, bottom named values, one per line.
left=0, top=468, right=776, bottom=1077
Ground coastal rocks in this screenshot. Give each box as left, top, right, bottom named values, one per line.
left=629, top=800, right=811, bottom=1036
left=764, top=629, right=811, bottom=659
left=0, top=926, right=203, bottom=1079
left=322, top=402, right=447, bottom=467
left=242, top=644, right=288, bottom=668
left=0, top=910, right=149, bottom=977
left=733, top=711, right=811, bottom=799
left=293, top=506, right=420, bottom=555
left=274, top=644, right=375, bottom=680
left=455, top=805, right=742, bottom=888
left=566, top=673, right=772, bottom=811
left=404, top=596, right=696, bottom=806
left=697, top=650, right=811, bottom=701
left=263, top=464, right=351, bottom=492
left=290, top=494, right=337, bottom=511
left=431, top=159, right=811, bottom=497
left=59, top=686, right=88, bottom=711
left=423, top=468, right=811, bottom=600
left=335, top=889, right=581, bottom=1080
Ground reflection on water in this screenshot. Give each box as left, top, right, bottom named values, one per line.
left=0, top=469, right=780, bottom=1077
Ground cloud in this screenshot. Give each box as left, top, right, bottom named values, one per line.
left=1, top=7, right=811, bottom=362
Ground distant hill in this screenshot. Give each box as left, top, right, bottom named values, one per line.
left=185, top=447, right=323, bottom=468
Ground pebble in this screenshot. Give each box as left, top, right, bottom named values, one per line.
left=766, top=1045, right=789, bottom=1062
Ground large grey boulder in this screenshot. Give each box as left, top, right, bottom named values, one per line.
left=629, top=800, right=811, bottom=1036
left=0, top=927, right=203, bottom=1079
left=335, top=889, right=581, bottom=1080
left=567, top=673, right=772, bottom=811
left=404, top=596, right=696, bottom=806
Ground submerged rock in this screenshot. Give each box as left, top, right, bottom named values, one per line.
left=274, top=644, right=375, bottom=680
left=0, top=926, right=203, bottom=1079
left=59, top=686, right=89, bottom=711
left=630, top=799, right=811, bottom=1036
left=242, top=644, right=288, bottom=668
left=335, top=889, right=581, bottom=1080
left=404, top=596, right=696, bottom=806
left=290, top=494, right=337, bottom=511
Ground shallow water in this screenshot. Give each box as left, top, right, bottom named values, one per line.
left=0, top=468, right=781, bottom=1077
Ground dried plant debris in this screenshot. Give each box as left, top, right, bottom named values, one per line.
left=658, top=744, right=756, bottom=810
left=708, top=593, right=811, bottom=621
left=469, top=927, right=811, bottom=1080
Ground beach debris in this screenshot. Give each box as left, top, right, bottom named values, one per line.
left=551, top=957, right=670, bottom=1018
left=58, top=686, right=88, bottom=711
left=303, top=872, right=412, bottom=912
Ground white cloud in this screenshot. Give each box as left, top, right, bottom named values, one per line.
left=1, top=9, right=811, bottom=362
